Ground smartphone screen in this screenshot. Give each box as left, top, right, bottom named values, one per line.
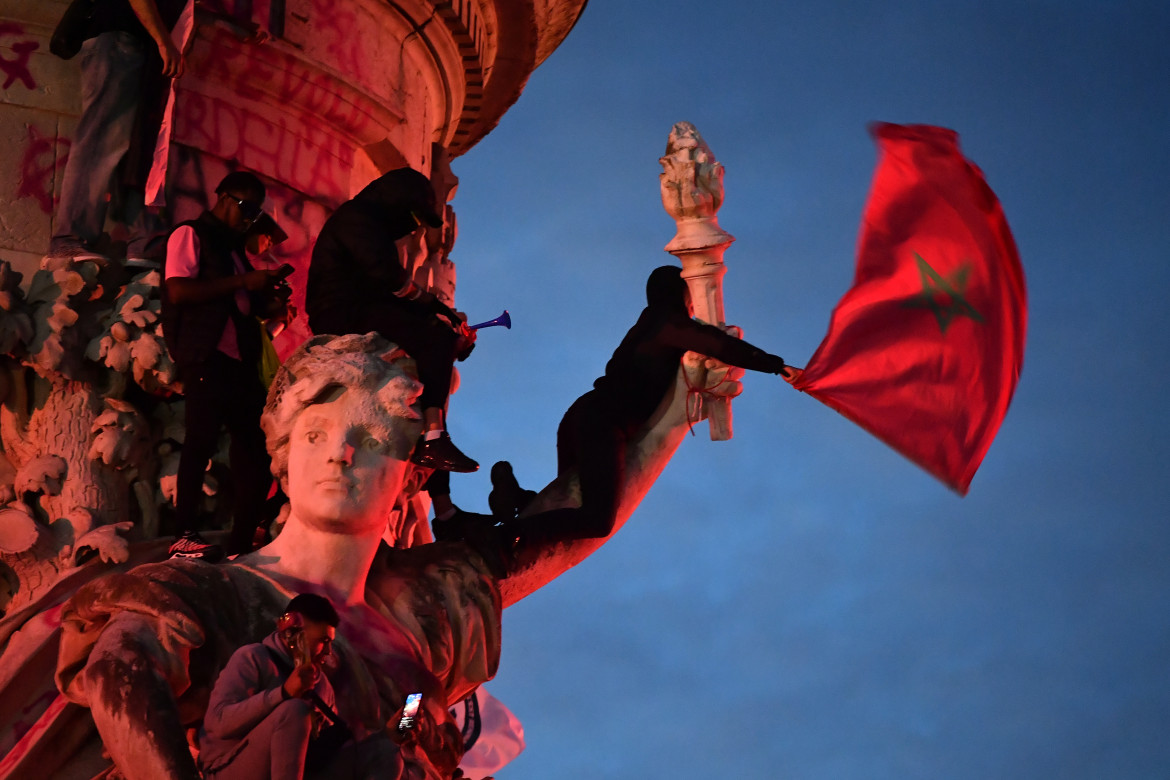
left=398, top=692, right=422, bottom=731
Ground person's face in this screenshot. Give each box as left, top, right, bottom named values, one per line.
left=222, top=191, right=264, bottom=233
left=246, top=231, right=274, bottom=257
left=299, top=620, right=336, bottom=665
left=398, top=224, right=428, bottom=270
left=286, top=387, right=413, bottom=536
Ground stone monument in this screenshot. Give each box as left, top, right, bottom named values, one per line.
left=659, top=121, right=743, bottom=440
left=0, top=1, right=760, bottom=776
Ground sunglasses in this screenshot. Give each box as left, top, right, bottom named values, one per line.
left=227, top=195, right=263, bottom=221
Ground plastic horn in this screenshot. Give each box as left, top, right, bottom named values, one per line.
left=469, top=310, right=511, bottom=330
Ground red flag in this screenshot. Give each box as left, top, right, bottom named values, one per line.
left=792, top=123, right=1027, bottom=495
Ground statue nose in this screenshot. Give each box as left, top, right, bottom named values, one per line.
left=329, top=440, right=355, bottom=465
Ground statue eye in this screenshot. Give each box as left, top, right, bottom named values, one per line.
left=305, top=430, right=324, bottom=443
left=361, top=436, right=384, bottom=452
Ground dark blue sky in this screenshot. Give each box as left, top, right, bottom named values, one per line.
left=444, top=2, right=1169, bottom=777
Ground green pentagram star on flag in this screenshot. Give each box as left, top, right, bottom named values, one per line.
left=790, top=123, right=1027, bottom=495
left=905, top=253, right=985, bottom=334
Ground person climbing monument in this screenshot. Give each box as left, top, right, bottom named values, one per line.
left=305, top=167, right=478, bottom=474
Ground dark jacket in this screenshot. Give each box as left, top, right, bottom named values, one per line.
left=592, top=266, right=786, bottom=427
left=306, top=169, right=438, bottom=335
left=198, top=632, right=336, bottom=774
left=161, top=212, right=260, bottom=368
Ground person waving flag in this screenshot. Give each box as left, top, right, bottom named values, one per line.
left=790, top=123, right=1027, bottom=495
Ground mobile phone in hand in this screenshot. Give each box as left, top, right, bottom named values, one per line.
left=398, top=692, right=422, bottom=732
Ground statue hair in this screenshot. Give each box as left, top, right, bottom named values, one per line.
left=262, top=332, right=423, bottom=485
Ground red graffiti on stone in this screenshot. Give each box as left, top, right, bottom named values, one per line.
left=311, top=0, right=367, bottom=83
left=176, top=89, right=353, bottom=207
left=18, top=125, right=70, bottom=214
left=0, top=22, right=39, bottom=90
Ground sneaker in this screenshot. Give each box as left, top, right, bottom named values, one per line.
left=168, top=531, right=224, bottom=562
left=411, top=432, right=479, bottom=473
left=45, top=240, right=110, bottom=265
left=124, top=256, right=161, bottom=270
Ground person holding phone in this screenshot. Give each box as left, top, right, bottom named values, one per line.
left=198, top=593, right=338, bottom=779
left=161, top=171, right=289, bottom=559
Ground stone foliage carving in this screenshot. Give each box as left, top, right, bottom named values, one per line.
left=0, top=257, right=180, bottom=618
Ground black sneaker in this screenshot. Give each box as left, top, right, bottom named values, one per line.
left=168, top=531, right=224, bottom=562
left=411, top=432, right=479, bottom=473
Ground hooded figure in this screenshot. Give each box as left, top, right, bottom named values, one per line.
left=305, top=167, right=477, bottom=473
left=442, top=266, right=788, bottom=547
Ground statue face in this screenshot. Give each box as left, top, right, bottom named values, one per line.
left=285, top=386, right=411, bottom=536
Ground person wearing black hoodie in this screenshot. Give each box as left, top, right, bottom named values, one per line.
left=306, top=167, right=477, bottom=473
left=441, top=265, right=788, bottom=552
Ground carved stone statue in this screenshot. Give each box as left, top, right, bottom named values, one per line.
left=0, top=325, right=729, bottom=778
left=659, top=121, right=741, bottom=440
left=0, top=256, right=180, bottom=618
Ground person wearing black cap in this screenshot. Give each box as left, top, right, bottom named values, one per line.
left=306, top=167, right=478, bottom=473
left=162, top=170, right=290, bottom=560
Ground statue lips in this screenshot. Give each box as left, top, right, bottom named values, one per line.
left=315, top=474, right=354, bottom=494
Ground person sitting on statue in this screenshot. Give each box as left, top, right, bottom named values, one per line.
left=161, top=171, right=290, bottom=560
left=305, top=167, right=478, bottom=474
left=198, top=593, right=344, bottom=780
left=25, top=324, right=717, bottom=780
left=52, top=333, right=506, bottom=780
left=454, top=265, right=790, bottom=546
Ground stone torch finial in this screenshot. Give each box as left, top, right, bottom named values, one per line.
left=659, top=121, right=734, bottom=253
left=659, top=122, right=737, bottom=440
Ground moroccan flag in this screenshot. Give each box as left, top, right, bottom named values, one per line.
left=791, top=123, right=1027, bottom=495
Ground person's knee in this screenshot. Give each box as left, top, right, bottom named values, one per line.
left=273, top=698, right=315, bottom=735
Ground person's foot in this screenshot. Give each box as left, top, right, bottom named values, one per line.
left=168, top=531, right=225, bottom=562
left=46, top=239, right=110, bottom=265
left=489, top=461, right=537, bottom=519
left=411, top=432, right=479, bottom=472
left=124, top=256, right=161, bottom=270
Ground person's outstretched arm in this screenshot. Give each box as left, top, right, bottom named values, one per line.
left=661, top=317, right=789, bottom=376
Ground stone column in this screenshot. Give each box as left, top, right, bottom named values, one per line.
left=658, top=121, right=735, bottom=440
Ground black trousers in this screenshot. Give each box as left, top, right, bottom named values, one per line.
left=362, top=306, right=459, bottom=412
left=175, top=352, right=271, bottom=554
left=509, top=391, right=628, bottom=545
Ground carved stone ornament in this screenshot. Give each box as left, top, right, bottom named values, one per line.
left=660, top=121, right=739, bottom=440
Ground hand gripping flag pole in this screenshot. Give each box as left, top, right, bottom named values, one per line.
left=790, top=123, right=1027, bottom=494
